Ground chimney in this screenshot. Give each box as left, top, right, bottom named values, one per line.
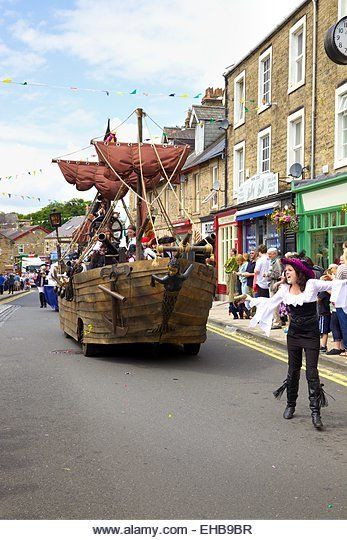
left=201, top=87, right=224, bottom=106
left=185, top=108, right=192, bottom=128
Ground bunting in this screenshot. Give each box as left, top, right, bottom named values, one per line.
left=0, top=191, right=52, bottom=202
left=0, top=169, right=44, bottom=181
left=1, top=78, right=204, bottom=99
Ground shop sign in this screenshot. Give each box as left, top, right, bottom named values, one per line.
left=202, top=221, right=214, bottom=238
left=237, top=172, right=278, bottom=204
left=218, top=214, right=236, bottom=226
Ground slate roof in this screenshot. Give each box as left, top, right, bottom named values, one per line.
left=1, top=225, right=50, bottom=241
left=45, top=215, right=85, bottom=239
left=182, top=135, right=225, bottom=171
left=191, top=105, right=225, bottom=123
left=163, top=127, right=195, bottom=140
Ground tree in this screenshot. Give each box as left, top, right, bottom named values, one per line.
left=17, top=198, right=90, bottom=231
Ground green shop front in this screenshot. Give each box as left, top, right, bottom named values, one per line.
left=293, top=174, right=347, bottom=267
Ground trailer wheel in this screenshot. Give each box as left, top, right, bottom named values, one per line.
left=183, top=343, right=201, bottom=356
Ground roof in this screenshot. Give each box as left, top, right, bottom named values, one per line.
left=224, top=0, right=309, bottom=78
left=1, top=225, right=50, bottom=241
left=191, top=105, right=225, bottom=123
left=163, top=127, right=195, bottom=140
left=45, top=215, right=85, bottom=239
left=182, top=135, right=225, bottom=172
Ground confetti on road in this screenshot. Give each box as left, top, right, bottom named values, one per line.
left=62, top=467, right=71, bottom=472
left=327, top=503, right=333, bottom=509
left=168, top=413, right=173, bottom=419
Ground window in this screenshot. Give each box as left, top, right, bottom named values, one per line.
left=211, top=166, right=219, bottom=209
left=257, top=127, right=271, bottom=173
left=258, top=47, right=272, bottom=112
left=287, top=108, right=305, bottom=173
left=234, top=70, right=246, bottom=128
left=288, top=16, right=306, bottom=93
left=179, top=179, right=186, bottom=216
left=218, top=225, right=238, bottom=285
left=335, top=82, right=347, bottom=169
left=193, top=173, right=200, bottom=213
left=18, top=244, right=24, bottom=254
left=195, top=122, right=204, bottom=155
left=233, top=141, right=245, bottom=197
left=339, top=0, right=347, bottom=18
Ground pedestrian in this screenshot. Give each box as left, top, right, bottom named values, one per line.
left=265, top=247, right=283, bottom=329
left=254, top=244, right=270, bottom=298
left=0, top=273, right=5, bottom=295
left=324, top=265, right=344, bottom=355
left=35, top=267, right=47, bottom=308
left=249, top=257, right=347, bottom=428
left=318, top=286, right=331, bottom=353
left=7, top=273, right=15, bottom=295
left=235, top=253, right=250, bottom=318
left=225, top=248, right=239, bottom=318
left=336, top=248, right=347, bottom=357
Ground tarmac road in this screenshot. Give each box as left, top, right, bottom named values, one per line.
left=0, top=291, right=346, bottom=519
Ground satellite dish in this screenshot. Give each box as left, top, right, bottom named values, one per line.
left=289, top=163, right=303, bottom=178
left=218, top=119, right=230, bottom=130
left=213, top=179, right=220, bottom=191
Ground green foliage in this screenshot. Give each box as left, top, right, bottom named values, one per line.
left=17, top=198, right=90, bottom=230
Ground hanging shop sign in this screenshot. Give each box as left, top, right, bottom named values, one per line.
left=237, top=172, right=278, bottom=204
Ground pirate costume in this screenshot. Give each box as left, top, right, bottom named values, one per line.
left=249, top=258, right=347, bottom=429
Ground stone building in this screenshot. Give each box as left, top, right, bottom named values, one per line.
left=216, top=0, right=347, bottom=294
left=0, top=225, right=50, bottom=271
left=44, top=215, right=85, bottom=259
left=0, top=232, right=14, bottom=273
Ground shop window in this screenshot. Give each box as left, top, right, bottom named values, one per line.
left=234, top=70, right=246, bottom=128
left=331, top=212, right=337, bottom=227
left=258, top=127, right=271, bottom=173
left=315, top=214, right=321, bottom=228
left=258, top=47, right=272, bottom=112
left=334, top=82, right=347, bottom=169
left=322, top=213, right=328, bottom=228
left=333, top=228, right=347, bottom=263
left=218, top=225, right=237, bottom=284
left=288, top=16, right=306, bottom=93
left=311, top=230, right=329, bottom=268
left=18, top=244, right=24, bottom=254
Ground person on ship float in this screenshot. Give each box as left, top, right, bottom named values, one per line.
left=248, top=257, right=347, bottom=429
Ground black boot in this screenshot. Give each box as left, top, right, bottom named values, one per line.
left=283, top=375, right=300, bottom=419
left=308, top=380, right=324, bottom=429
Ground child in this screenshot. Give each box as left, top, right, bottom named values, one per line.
left=318, top=281, right=331, bottom=353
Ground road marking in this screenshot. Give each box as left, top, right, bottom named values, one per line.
left=0, top=290, right=33, bottom=305
left=207, top=324, right=347, bottom=388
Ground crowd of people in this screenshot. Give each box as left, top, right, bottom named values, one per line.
left=0, top=271, right=34, bottom=295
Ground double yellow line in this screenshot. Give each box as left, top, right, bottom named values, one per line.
left=0, top=290, right=33, bottom=305
left=207, top=323, right=347, bottom=388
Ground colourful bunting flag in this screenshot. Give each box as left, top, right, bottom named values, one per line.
left=194, top=93, right=202, bottom=98
left=169, top=93, right=175, bottom=97
left=130, top=89, right=137, bottom=94
left=2, top=78, right=12, bottom=83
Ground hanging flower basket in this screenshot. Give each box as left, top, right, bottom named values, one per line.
left=270, top=205, right=299, bottom=233
left=341, top=203, right=347, bottom=213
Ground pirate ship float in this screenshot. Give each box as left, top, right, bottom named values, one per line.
left=52, top=109, right=215, bottom=356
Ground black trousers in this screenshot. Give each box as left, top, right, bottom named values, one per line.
left=287, top=333, right=320, bottom=381
left=39, top=292, right=47, bottom=307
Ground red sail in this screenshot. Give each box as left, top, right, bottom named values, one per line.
left=55, top=160, right=128, bottom=200
left=94, top=142, right=190, bottom=188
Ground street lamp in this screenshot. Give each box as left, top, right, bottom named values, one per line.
left=49, top=209, right=62, bottom=261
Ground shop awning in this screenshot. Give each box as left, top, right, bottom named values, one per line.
left=235, top=201, right=279, bottom=221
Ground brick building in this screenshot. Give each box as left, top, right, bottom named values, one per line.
left=216, top=0, right=347, bottom=294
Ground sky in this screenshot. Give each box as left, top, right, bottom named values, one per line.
left=0, top=0, right=304, bottom=215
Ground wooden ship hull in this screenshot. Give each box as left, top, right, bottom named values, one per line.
left=59, top=258, right=215, bottom=355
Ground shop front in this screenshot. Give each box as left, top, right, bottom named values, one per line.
left=236, top=172, right=294, bottom=255
left=294, top=174, right=347, bottom=267
left=214, top=210, right=237, bottom=296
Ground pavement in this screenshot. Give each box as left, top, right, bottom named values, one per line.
left=0, top=289, right=32, bottom=302
left=208, top=300, right=347, bottom=373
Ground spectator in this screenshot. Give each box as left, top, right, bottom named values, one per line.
left=325, top=264, right=344, bottom=355
left=7, top=273, right=15, bottom=295
left=318, top=286, right=331, bottom=353
left=0, top=273, right=5, bottom=295
left=225, top=248, right=239, bottom=318
left=336, top=248, right=347, bottom=356
left=266, top=247, right=283, bottom=329
left=254, top=244, right=270, bottom=298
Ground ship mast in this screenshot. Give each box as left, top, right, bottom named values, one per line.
left=136, top=108, right=144, bottom=260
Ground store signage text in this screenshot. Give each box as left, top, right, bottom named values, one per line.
left=237, top=172, right=279, bottom=204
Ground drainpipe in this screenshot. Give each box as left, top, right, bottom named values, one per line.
left=224, top=74, right=229, bottom=209
left=310, top=0, right=318, bottom=179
